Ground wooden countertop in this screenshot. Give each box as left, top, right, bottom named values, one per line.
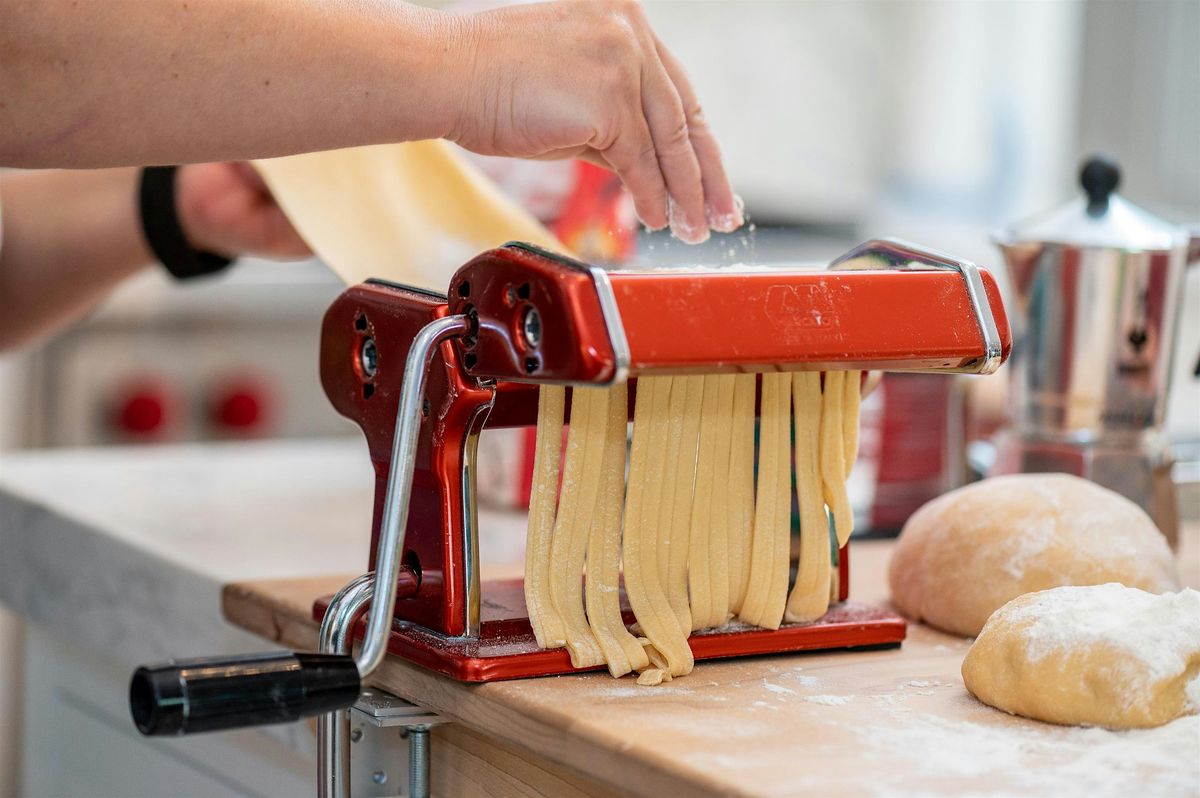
left=225, top=522, right=1199, bottom=798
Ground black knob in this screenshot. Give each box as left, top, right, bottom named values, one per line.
left=130, top=651, right=360, bottom=736
left=1080, top=155, right=1120, bottom=217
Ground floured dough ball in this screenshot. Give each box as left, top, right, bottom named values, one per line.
left=889, top=474, right=1180, bottom=636
left=962, top=584, right=1200, bottom=729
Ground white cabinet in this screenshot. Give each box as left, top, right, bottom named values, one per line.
left=19, top=626, right=313, bottom=798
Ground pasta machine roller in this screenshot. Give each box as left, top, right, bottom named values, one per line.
left=129, top=239, right=1011, bottom=749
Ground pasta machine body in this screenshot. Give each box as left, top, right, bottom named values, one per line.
left=312, top=240, right=1011, bottom=681
left=128, top=239, right=1011, bottom=758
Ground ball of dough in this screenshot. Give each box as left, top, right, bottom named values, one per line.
left=962, top=583, right=1200, bottom=729
left=889, top=474, right=1180, bottom=636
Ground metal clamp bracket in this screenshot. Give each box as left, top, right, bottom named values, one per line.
left=348, top=689, right=445, bottom=798
left=352, top=689, right=446, bottom=729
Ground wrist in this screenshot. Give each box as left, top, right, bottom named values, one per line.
left=140, top=167, right=234, bottom=281
left=174, top=165, right=232, bottom=258
left=115, top=167, right=158, bottom=267
left=401, top=6, right=486, bottom=145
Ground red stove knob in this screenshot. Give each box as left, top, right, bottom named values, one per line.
left=209, top=378, right=273, bottom=436
left=113, top=380, right=173, bottom=439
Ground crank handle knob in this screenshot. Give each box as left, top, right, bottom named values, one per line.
left=129, top=651, right=360, bottom=736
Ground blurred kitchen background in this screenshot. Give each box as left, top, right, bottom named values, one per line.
left=0, top=0, right=1197, bottom=790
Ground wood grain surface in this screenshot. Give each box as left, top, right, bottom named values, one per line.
left=223, top=525, right=1200, bottom=798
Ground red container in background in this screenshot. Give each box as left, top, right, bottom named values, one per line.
left=867, top=373, right=967, bottom=534
left=474, top=161, right=636, bottom=510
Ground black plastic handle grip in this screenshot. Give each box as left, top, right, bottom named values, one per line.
left=129, top=651, right=360, bottom=736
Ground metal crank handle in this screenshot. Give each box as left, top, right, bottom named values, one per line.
left=130, top=651, right=360, bottom=736
left=128, top=313, right=469, bottom=740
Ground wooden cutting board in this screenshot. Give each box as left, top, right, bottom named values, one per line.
left=223, top=526, right=1200, bottom=798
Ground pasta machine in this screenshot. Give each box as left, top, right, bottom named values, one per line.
left=129, top=239, right=1011, bottom=786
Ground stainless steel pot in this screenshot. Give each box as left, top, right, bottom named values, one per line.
left=992, top=155, right=1200, bottom=541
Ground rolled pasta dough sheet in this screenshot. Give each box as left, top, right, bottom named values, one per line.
left=254, top=139, right=562, bottom=290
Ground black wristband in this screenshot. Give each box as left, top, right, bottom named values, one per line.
left=139, top=166, right=234, bottom=281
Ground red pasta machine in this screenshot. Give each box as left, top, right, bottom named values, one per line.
left=129, top=239, right=1010, bottom=740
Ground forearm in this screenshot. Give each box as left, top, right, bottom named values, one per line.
left=0, top=169, right=152, bottom=350
left=0, top=0, right=469, bottom=167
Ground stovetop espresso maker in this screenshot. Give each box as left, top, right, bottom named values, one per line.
left=992, top=155, right=1199, bottom=544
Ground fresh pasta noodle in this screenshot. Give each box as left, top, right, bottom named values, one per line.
left=842, top=370, right=862, bottom=477
left=584, top=382, right=650, bottom=677
left=819, top=371, right=854, bottom=548
left=657, top=376, right=704, bottom=635
left=623, top=379, right=695, bottom=677
left=640, top=378, right=673, bottom=616
left=689, top=374, right=736, bottom=629
left=685, top=376, right=716, bottom=629
left=784, top=371, right=832, bottom=622
left=726, top=374, right=758, bottom=615
left=547, top=387, right=606, bottom=668
left=525, top=385, right=568, bottom=649
left=737, top=372, right=791, bottom=629
left=524, top=368, right=862, bottom=680
left=832, top=369, right=863, bottom=604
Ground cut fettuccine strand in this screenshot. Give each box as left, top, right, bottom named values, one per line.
left=660, top=376, right=703, bottom=635
left=738, top=373, right=791, bottom=629
left=842, top=370, right=862, bottom=478
left=785, top=371, right=832, bottom=622
left=726, top=374, right=757, bottom=615
left=524, top=385, right=567, bottom=649
left=689, top=374, right=736, bottom=629
left=819, top=371, right=854, bottom=548
left=547, top=387, right=606, bottom=668
left=624, top=378, right=695, bottom=677
left=524, top=367, right=863, bottom=678
left=584, top=382, right=649, bottom=677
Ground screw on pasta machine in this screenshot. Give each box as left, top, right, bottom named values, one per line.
left=403, top=725, right=432, bottom=798
left=359, top=337, right=378, bottom=379
left=522, top=306, right=542, bottom=348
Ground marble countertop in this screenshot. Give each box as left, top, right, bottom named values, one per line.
left=0, top=438, right=526, bottom=667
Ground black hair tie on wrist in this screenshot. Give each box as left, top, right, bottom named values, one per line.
left=139, top=166, right=234, bottom=281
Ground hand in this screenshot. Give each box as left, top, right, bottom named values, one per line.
left=451, top=0, right=741, bottom=243
left=176, top=162, right=310, bottom=260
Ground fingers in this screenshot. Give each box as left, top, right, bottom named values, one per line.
left=260, top=206, right=312, bottom=258
left=459, top=0, right=739, bottom=243
left=598, top=116, right=671, bottom=232
left=613, top=7, right=741, bottom=242
left=654, top=36, right=741, bottom=233
left=638, top=55, right=708, bottom=243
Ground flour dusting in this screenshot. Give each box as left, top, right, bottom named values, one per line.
left=804, top=694, right=852, bottom=706
left=763, top=680, right=796, bottom=696
left=862, top=712, right=1200, bottom=798
left=992, top=584, right=1200, bottom=712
